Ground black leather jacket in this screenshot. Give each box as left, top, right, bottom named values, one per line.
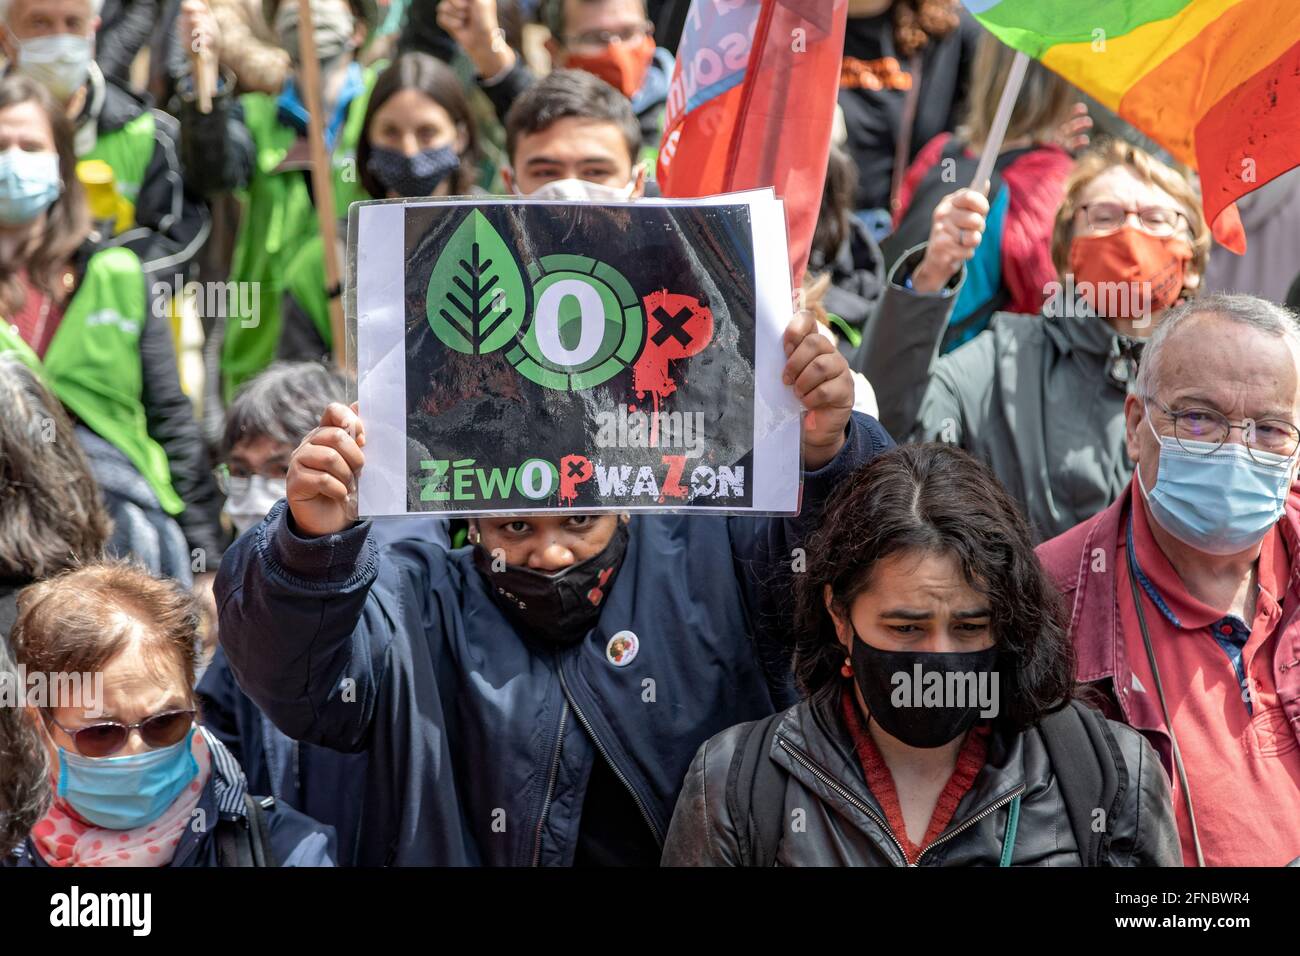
left=662, top=689, right=1182, bottom=867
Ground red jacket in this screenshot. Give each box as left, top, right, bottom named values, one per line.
left=1036, top=483, right=1300, bottom=777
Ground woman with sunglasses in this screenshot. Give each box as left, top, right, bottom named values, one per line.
left=854, top=138, right=1211, bottom=542
left=3, top=561, right=336, bottom=867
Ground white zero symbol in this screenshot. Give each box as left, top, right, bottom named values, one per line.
left=534, top=278, right=606, bottom=367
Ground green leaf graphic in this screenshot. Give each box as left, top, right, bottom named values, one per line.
left=426, top=210, right=527, bottom=354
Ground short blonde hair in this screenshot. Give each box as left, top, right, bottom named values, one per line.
left=1050, top=138, right=1210, bottom=281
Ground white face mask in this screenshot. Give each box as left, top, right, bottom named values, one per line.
left=222, top=475, right=288, bottom=536
left=513, top=173, right=639, bottom=202
left=14, top=33, right=93, bottom=101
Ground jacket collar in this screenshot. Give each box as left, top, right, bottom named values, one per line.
left=772, top=687, right=1029, bottom=863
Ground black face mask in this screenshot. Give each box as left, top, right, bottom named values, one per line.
left=473, top=521, right=629, bottom=645
left=850, top=632, right=1001, bottom=748
left=366, top=144, right=460, bottom=197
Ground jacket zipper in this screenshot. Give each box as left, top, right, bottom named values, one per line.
left=777, top=736, right=909, bottom=864
left=558, top=666, right=662, bottom=845
left=778, top=736, right=1026, bottom=867
left=912, top=785, right=1027, bottom=866
left=531, top=701, right=569, bottom=866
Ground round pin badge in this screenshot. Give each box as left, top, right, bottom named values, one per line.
left=605, top=630, right=639, bottom=667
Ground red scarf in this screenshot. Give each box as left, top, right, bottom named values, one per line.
left=840, top=684, right=989, bottom=863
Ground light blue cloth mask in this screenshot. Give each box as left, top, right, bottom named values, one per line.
left=1137, top=414, right=1296, bottom=555
left=57, top=728, right=199, bottom=830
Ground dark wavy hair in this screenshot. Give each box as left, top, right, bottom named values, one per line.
left=793, top=443, right=1074, bottom=732
left=0, top=632, right=49, bottom=857
left=0, top=355, right=111, bottom=581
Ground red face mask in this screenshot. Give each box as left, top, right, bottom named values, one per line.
left=563, top=34, right=656, bottom=98
left=1068, top=226, right=1193, bottom=320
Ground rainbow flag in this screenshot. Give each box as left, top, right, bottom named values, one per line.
left=964, top=0, right=1300, bottom=253
left=657, top=0, right=849, bottom=283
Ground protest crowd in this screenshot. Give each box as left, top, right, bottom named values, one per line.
left=2, top=0, right=1300, bottom=873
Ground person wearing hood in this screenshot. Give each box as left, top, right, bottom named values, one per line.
left=4, top=561, right=336, bottom=867
left=0, top=0, right=211, bottom=280
left=174, top=0, right=382, bottom=399
left=853, top=138, right=1210, bottom=543
left=433, top=0, right=673, bottom=165
left=277, top=51, right=481, bottom=364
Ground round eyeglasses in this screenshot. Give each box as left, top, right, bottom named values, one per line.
left=1146, top=398, right=1300, bottom=462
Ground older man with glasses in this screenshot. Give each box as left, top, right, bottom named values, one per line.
left=1038, top=292, right=1300, bottom=868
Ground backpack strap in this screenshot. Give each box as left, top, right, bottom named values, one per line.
left=724, top=712, right=786, bottom=867
left=1037, top=700, right=1128, bottom=866
left=215, top=794, right=280, bottom=867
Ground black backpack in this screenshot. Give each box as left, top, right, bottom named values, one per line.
left=726, top=700, right=1128, bottom=867
left=215, top=794, right=279, bottom=867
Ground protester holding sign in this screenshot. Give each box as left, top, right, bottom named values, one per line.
left=175, top=0, right=382, bottom=398
left=1038, top=293, right=1300, bottom=868
left=0, top=75, right=223, bottom=571
left=216, top=272, right=881, bottom=868
left=856, top=139, right=1209, bottom=542
left=278, top=52, right=482, bottom=364
left=663, top=442, right=1179, bottom=866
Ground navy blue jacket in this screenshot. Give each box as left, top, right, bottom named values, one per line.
left=4, top=729, right=336, bottom=867
left=197, top=516, right=448, bottom=866
left=216, top=413, right=892, bottom=865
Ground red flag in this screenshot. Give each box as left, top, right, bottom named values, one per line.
left=657, top=0, right=849, bottom=286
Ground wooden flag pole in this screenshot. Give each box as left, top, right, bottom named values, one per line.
left=190, top=0, right=217, bottom=114
left=296, top=0, right=347, bottom=370
left=970, top=49, right=1030, bottom=196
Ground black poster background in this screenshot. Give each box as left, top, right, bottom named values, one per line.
left=402, top=202, right=758, bottom=512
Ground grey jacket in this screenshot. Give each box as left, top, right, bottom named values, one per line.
left=853, top=245, right=1138, bottom=542
left=661, top=689, right=1181, bottom=867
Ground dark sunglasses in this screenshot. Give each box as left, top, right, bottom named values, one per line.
left=43, top=709, right=195, bottom=758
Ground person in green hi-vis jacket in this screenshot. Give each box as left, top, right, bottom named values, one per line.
left=279, top=51, right=482, bottom=364
left=0, top=0, right=212, bottom=281
left=175, top=0, right=382, bottom=401
left=0, top=75, right=223, bottom=574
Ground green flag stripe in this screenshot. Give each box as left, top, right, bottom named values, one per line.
left=971, top=0, right=1193, bottom=58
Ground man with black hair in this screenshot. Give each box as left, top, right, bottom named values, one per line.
left=501, top=67, right=645, bottom=199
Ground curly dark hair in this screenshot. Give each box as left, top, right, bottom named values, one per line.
left=793, top=443, right=1074, bottom=732
left=893, top=0, right=961, bottom=59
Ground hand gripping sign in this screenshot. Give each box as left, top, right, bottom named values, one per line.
left=347, top=190, right=802, bottom=516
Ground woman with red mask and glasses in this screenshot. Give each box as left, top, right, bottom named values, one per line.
left=853, top=138, right=1210, bottom=542
left=3, top=562, right=336, bottom=867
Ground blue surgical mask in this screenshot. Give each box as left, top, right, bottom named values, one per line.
left=56, top=728, right=199, bottom=830
left=0, top=147, right=62, bottom=225
left=14, top=33, right=93, bottom=101
left=1137, top=413, right=1296, bottom=555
